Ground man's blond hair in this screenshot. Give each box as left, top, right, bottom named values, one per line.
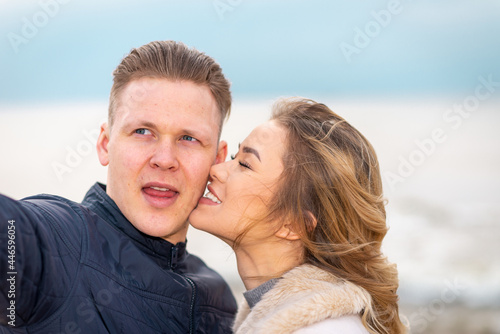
left=109, top=41, right=231, bottom=132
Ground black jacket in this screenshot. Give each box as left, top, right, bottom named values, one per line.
left=0, top=183, right=236, bottom=333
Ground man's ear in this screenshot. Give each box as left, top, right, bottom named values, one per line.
left=96, top=123, right=110, bottom=166
left=215, top=140, right=228, bottom=164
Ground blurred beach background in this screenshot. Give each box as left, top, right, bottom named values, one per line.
left=1, top=1, right=499, bottom=332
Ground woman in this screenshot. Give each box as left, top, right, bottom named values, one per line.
left=190, top=98, right=407, bottom=333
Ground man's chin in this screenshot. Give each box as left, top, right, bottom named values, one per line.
left=131, top=220, right=188, bottom=244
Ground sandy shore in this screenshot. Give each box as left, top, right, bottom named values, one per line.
left=1, top=98, right=499, bottom=332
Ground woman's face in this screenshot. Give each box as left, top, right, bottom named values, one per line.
left=189, top=120, right=287, bottom=245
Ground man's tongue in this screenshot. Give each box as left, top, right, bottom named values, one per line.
left=143, top=187, right=177, bottom=198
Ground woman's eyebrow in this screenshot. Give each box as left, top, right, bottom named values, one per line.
left=239, top=144, right=261, bottom=161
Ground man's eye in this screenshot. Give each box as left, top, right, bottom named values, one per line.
left=181, top=135, right=198, bottom=142
left=135, top=129, right=151, bottom=135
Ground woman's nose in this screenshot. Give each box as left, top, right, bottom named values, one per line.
left=209, top=160, right=230, bottom=183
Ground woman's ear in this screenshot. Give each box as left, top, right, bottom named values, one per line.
left=275, top=224, right=301, bottom=241
left=275, top=211, right=317, bottom=241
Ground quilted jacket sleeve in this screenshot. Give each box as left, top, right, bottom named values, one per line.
left=0, top=193, right=83, bottom=328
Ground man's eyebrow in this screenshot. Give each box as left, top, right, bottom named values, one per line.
left=240, top=144, right=261, bottom=161
left=124, top=120, right=158, bottom=130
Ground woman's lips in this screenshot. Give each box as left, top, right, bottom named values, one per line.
left=198, top=185, right=222, bottom=206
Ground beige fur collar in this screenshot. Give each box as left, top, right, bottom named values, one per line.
left=233, top=264, right=371, bottom=334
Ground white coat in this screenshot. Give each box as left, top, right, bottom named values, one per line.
left=233, top=264, right=371, bottom=334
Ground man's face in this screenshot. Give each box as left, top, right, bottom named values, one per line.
left=97, top=78, right=227, bottom=244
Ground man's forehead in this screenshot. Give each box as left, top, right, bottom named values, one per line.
left=120, top=77, right=213, bottom=104
left=111, top=78, right=222, bottom=136
left=117, top=79, right=219, bottom=114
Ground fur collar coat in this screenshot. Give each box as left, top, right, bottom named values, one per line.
left=233, top=264, right=372, bottom=334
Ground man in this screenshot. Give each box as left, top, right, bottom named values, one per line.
left=0, top=41, right=236, bottom=333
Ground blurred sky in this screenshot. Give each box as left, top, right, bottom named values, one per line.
left=1, top=0, right=500, bottom=104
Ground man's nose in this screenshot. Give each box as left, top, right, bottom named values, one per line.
left=149, top=140, right=179, bottom=171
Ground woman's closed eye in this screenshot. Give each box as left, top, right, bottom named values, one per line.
left=231, top=154, right=252, bottom=170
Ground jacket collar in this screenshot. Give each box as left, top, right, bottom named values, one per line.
left=233, top=264, right=371, bottom=333
left=81, top=182, right=187, bottom=270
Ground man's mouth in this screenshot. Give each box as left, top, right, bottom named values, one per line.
left=142, top=183, right=179, bottom=199
left=151, top=186, right=169, bottom=191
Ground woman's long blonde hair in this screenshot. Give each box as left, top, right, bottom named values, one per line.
left=265, top=98, right=406, bottom=333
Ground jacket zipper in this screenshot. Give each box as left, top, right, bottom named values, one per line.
left=170, top=246, right=196, bottom=334
left=184, top=276, right=196, bottom=334
left=171, top=245, right=196, bottom=334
